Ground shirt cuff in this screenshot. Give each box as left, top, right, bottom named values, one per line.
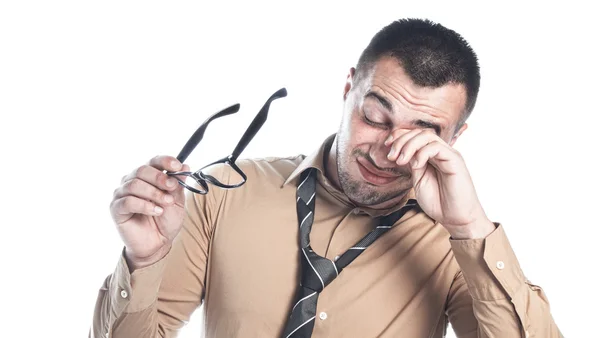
left=110, top=246, right=171, bottom=315
left=449, top=223, right=525, bottom=301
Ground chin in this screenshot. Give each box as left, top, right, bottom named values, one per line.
left=345, top=163, right=412, bottom=204
left=341, top=173, right=399, bottom=206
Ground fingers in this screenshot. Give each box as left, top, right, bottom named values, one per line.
left=111, top=195, right=164, bottom=223
left=149, top=155, right=183, bottom=172
left=385, top=129, right=424, bottom=163
left=121, top=163, right=180, bottom=193
left=114, top=178, right=176, bottom=206
left=386, top=129, right=440, bottom=164
left=170, top=163, right=191, bottom=201
left=111, top=155, right=191, bottom=221
left=406, top=136, right=462, bottom=175
left=385, top=129, right=460, bottom=173
left=410, top=142, right=444, bottom=169
left=121, top=155, right=183, bottom=181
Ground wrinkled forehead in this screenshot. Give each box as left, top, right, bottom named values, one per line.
left=358, top=57, right=468, bottom=132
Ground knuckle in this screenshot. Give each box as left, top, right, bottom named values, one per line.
left=127, top=178, right=143, bottom=194
left=155, top=155, right=169, bottom=168
left=150, top=155, right=161, bottom=164
left=155, top=170, right=165, bottom=185
left=152, top=187, right=164, bottom=201
left=135, top=165, right=148, bottom=178
left=123, top=196, right=137, bottom=210
left=122, top=196, right=131, bottom=207
left=124, top=178, right=135, bottom=192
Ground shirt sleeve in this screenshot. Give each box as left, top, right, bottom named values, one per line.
left=446, top=223, right=563, bottom=338
left=89, top=166, right=229, bottom=338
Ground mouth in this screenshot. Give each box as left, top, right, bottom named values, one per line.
left=356, top=158, right=401, bottom=186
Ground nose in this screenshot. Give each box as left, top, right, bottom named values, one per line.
left=370, top=135, right=397, bottom=169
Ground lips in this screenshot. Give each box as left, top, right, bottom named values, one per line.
left=356, top=158, right=400, bottom=185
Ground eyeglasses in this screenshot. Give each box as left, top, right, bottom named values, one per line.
left=166, top=88, right=287, bottom=194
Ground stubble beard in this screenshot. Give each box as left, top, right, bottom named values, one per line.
left=336, top=142, right=412, bottom=206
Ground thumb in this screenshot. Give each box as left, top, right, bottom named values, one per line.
left=172, top=164, right=191, bottom=204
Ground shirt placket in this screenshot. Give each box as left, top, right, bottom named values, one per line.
left=311, top=207, right=368, bottom=337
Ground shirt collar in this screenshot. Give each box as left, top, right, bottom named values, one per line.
left=282, top=134, right=418, bottom=218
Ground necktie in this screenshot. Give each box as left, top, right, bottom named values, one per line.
left=281, top=168, right=418, bottom=337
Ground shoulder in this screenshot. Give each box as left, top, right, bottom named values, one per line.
left=234, top=155, right=306, bottom=183
left=202, top=155, right=306, bottom=189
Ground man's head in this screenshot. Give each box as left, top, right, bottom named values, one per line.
left=335, top=18, right=480, bottom=206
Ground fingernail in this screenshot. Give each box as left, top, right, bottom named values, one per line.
left=166, top=178, right=176, bottom=187
left=411, top=159, right=418, bottom=168
left=398, top=153, right=405, bottom=162
left=171, top=161, right=182, bottom=170
left=154, top=206, right=164, bottom=214
left=164, top=194, right=174, bottom=203
left=387, top=149, right=394, bottom=160
left=385, top=135, right=393, bottom=145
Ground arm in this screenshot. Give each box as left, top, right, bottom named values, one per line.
left=383, top=129, right=563, bottom=337
left=89, top=171, right=226, bottom=338
left=446, top=223, right=563, bottom=338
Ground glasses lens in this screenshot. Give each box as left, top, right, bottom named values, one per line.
left=200, top=162, right=245, bottom=188
left=173, top=173, right=207, bottom=194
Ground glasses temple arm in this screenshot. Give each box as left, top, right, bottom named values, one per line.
left=176, top=103, right=240, bottom=163
left=230, top=88, right=287, bottom=160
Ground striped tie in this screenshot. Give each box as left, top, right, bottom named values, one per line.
left=281, top=168, right=417, bottom=337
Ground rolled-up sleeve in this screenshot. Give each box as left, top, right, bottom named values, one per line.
left=447, top=224, right=563, bottom=337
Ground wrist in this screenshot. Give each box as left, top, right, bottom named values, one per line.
left=447, top=218, right=496, bottom=240
left=125, top=244, right=172, bottom=272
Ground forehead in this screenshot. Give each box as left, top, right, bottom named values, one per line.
left=360, top=57, right=467, bottom=126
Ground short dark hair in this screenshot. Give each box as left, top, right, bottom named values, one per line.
left=356, top=18, right=480, bottom=129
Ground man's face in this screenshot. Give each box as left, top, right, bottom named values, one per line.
left=336, top=57, right=468, bottom=206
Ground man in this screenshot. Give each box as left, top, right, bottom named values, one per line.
left=90, top=18, right=562, bottom=337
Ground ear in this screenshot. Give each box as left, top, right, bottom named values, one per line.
left=449, top=123, right=468, bottom=147
left=343, top=67, right=356, bottom=101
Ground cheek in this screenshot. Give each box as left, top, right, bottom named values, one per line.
left=337, top=113, right=360, bottom=164
left=348, top=113, right=381, bottom=146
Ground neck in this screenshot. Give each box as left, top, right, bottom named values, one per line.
left=325, top=136, right=343, bottom=191
left=324, top=136, right=410, bottom=210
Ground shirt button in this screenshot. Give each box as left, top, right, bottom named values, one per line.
left=496, top=261, right=505, bottom=270
left=120, top=290, right=128, bottom=299
left=334, top=255, right=340, bottom=262
left=319, top=312, right=328, bottom=320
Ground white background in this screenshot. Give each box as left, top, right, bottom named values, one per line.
left=1, top=1, right=598, bottom=337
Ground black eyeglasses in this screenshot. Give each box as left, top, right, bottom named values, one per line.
left=166, top=88, right=287, bottom=194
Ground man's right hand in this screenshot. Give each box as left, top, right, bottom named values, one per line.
left=110, top=155, right=191, bottom=271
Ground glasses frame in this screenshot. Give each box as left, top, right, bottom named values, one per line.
left=166, top=88, right=287, bottom=194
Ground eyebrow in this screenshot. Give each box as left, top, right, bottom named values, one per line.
left=365, top=91, right=393, bottom=112
left=364, top=91, right=442, bottom=136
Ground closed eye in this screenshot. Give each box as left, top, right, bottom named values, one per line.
left=362, top=113, right=389, bottom=129
left=413, top=119, right=442, bottom=136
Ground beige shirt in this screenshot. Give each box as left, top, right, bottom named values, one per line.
left=90, top=135, right=562, bottom=338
